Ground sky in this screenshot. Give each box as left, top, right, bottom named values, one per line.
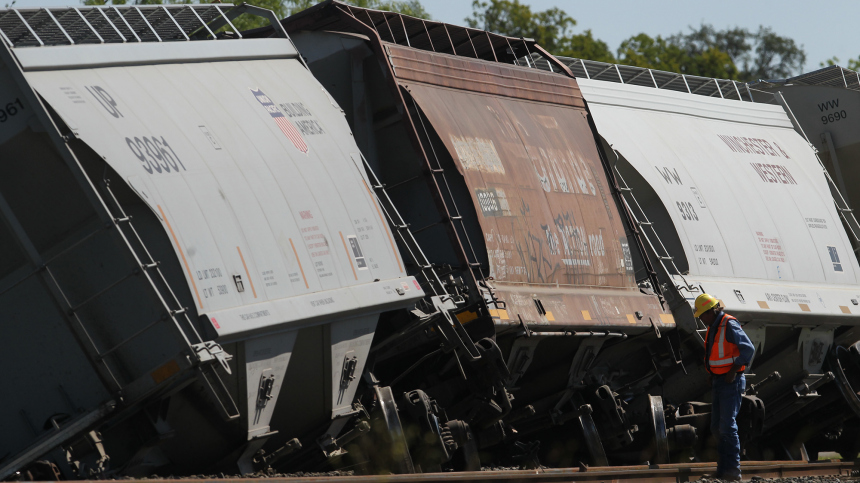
left=8, top=0, right=856, bottom=73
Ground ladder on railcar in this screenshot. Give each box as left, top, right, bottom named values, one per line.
left=353, top=154, right=485, bottom=362
left=608, top=148, right=699, bottom=297
left=352, top=153, right=449, bottom=298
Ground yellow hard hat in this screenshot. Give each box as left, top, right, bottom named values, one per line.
left=694, top=293, right=720, bottom=317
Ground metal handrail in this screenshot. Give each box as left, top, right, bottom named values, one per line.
left=0, top=4, right=270, bottom=48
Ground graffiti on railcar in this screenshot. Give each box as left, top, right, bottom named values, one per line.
left=405, top=82, right=636, bottom=291
left=514, top=198, right=554, bottom=284
left=527, top=145, right=597, bottom=196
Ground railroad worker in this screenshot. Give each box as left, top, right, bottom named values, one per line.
left=694, top=293, right=755, bottom=481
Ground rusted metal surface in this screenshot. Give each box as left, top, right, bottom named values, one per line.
left=60, top=460, right=857, bottom=483
left=393, top=49, right=668, bottom=328
left=385, top=44, right=584, bottom=106
left=487, top=283, right=668, bottom=328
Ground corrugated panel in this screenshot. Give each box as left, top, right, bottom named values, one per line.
left=25, top=43, right=420, bottom=338
left=386, top=43, right=584, bottom=108
left=399, top=78, right=668, bottom=328
left=579, top=78, right=860, bottom=319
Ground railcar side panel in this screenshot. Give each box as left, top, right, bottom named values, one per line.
left=385, top=45, right=669, bottom=329
left=579, top=79, right=860, bottom=321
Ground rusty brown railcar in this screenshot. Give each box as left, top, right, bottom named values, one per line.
left=274, top=2, right=680, bottom=470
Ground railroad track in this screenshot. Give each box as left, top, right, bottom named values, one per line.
left=61, top=461, right=858, bottom=483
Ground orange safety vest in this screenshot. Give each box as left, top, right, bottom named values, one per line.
left=704, top=313, right=746, bottom=375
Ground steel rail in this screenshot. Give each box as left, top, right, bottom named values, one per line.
left=53, top=460, right=857, bottom=483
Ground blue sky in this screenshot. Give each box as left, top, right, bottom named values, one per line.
left=9, top=0, right=855, bottom=73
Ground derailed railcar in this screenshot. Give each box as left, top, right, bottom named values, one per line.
left=279, top=2, right=678, bottom=470
left=544, top=56, right=860, bottom=460
left=745, top=65, right=860, bottom=459
left=0, top=5, right=422, bottom=478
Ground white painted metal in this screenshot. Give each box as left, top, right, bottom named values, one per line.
left=245, top=331, right=297, bottom=438
left=25, top=41, right=419, bottom=340
left=798, top=327, right=833, bottom=374
left=579, top=79, right=860, bottom=320
left=15, top=39, right=296, bottom=72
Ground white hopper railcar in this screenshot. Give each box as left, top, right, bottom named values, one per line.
left=0, top=4, right=421, bottom=478
left=537, top=56, right=860, bottom=460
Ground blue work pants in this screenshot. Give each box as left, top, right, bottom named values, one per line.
left=711, top=373, right=745, bottom=477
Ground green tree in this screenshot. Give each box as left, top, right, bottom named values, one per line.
left=465, top=0, right=614, bottom=62
left=616, top=31, right=737, bottom=79
left=821, top=56, right=860, bottom=72
left=821, top=56, right=840, bottom=68
left=617, top=24, right=805, bottom=81
left=742, top=26, right=805, bottom=80
left=558, top=29, right=614, bottom=63
left=617, top=34, right=684, bottom=73
left=465, top=0, right=574, bottom=54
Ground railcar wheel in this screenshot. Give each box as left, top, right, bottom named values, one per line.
left=578, top=412, right=609, bottom=466
left=369, top=386, right=415, bottom=474
left=648, top=395, right=670, bottom=464
left=447, top=420, right=480, bottom=471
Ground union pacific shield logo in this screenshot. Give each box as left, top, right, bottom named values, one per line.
left=250, top=87, right=308, bottom=153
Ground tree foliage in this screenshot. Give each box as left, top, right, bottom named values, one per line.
left=465, top=0, right=614, bottom=62
left=559, top=29, right=615, bottom=63
left=821, top=56, right=860, bottom=72
left=617, top=33, right=735, bottom=79
left=744, top=27, right=806, bottom=80
left=617, top=29, right=737, bottom=79
left=465, top=0, right=573, bottom=54
left=617, top=25, right=805, bottom=81
left=467, top=1, right=807, bottom=81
